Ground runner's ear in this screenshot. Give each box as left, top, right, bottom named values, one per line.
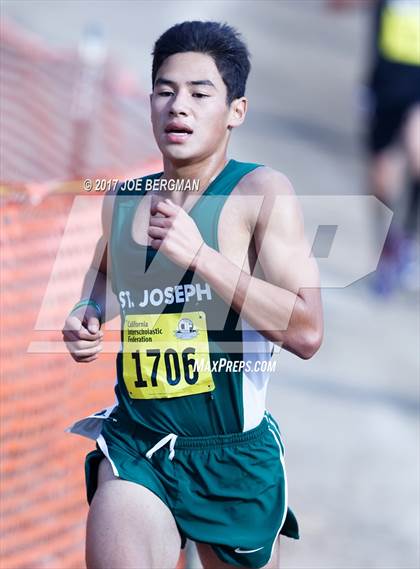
left=227, top=97, right=247, bottom=130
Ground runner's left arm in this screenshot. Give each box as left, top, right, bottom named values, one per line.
left=192, top=168, right=323, bottom=359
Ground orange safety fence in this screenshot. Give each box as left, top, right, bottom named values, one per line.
left=1, top=187, right=190, bottom=569
left=0, top=19, right=187, bottom=569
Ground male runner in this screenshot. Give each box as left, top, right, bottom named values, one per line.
left=63, top=21, right=323, bottom=569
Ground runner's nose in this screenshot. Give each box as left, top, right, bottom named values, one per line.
left=168, top=92, right=189, bottom=117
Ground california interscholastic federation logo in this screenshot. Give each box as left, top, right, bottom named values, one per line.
left=175, top=318, right=198, bottom=340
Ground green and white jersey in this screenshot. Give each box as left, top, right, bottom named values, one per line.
left=68, top=159, right=276, bottom=439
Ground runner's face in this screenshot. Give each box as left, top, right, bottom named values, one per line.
left=151, top=52, right=232, bottom=162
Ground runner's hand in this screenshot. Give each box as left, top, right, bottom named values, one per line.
left=62, top=305, right=103, bottom=363
left=148, top=198, right=205, bottom=269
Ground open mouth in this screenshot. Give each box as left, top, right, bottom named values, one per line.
left=165, top=123, right=193, bottom=144
left=165, top=126, right=193, bottom=136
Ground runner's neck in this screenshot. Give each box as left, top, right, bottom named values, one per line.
left=160, top=156, right=229, bottom=206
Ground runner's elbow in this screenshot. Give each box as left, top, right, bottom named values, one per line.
left=272, top=325, right=322, bottom=360
left=297, top=327, right=323, bottom=360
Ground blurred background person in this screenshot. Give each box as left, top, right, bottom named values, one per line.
left=330, top=0, right=420, bottom=295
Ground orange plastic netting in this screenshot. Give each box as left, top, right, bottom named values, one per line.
left=0, top=19, right=186, bottom=569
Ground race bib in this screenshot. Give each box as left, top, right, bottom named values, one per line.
left=379, top=2, right=420, bottom=66
left=122, top=311, right=215, bottom=399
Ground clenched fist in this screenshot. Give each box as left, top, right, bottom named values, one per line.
left=62, top=304, right=103, bottom=363
left=148, top=197, right=205, bottom=269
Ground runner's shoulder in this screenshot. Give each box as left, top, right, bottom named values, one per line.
left=236, top=165, right=295, bottom=198
left=235, top=165, right=304, bottom=234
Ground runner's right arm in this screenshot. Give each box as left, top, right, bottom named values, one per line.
left=62, top=194, right=119, bottom=363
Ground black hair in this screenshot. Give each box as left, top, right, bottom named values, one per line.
left=152, top=21, right=251, bottom=105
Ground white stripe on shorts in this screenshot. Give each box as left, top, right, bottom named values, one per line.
left=96, top=433, right=120, bottom=477
left=266, top=426, right=289, bottom=566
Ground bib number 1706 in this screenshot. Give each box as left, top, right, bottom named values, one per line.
left=132, top=347, right=198, bottom=388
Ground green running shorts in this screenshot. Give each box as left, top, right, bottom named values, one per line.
left=85, top=408, right=299, bottom=568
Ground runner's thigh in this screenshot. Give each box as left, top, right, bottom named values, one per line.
left=86, top=457, right=181, bottom=569
left=196, top=537, right=280, bottom=569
